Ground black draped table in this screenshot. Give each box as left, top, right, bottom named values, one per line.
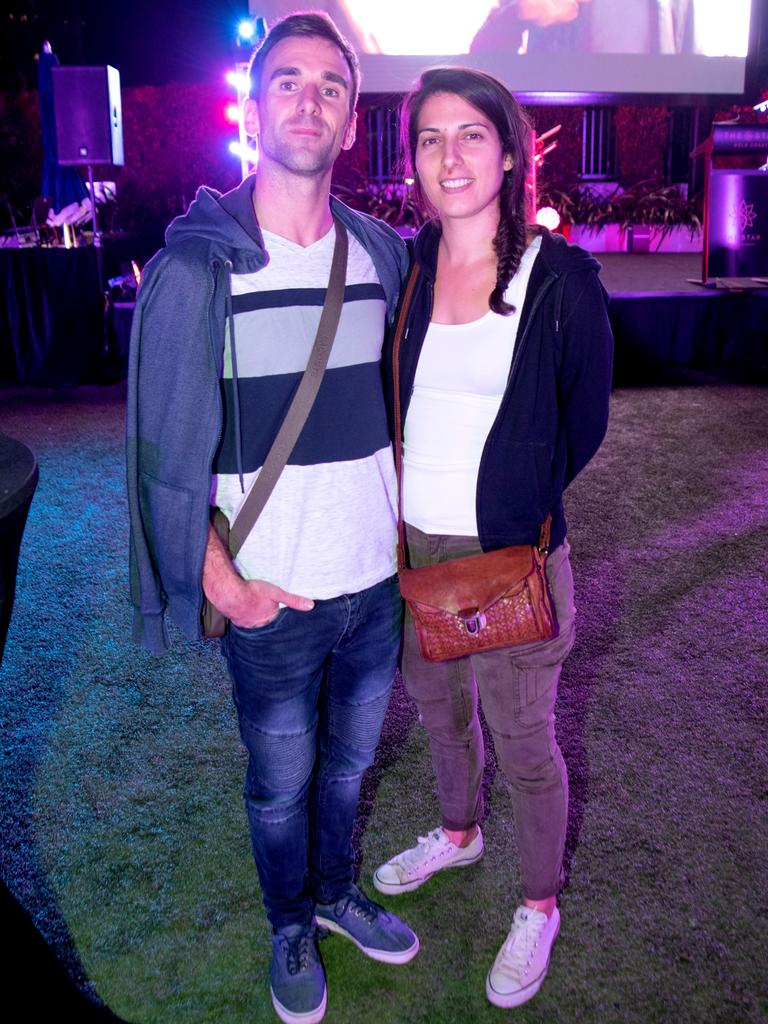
left=0, top=232, right=163, bottom=386
left=597, top=253, right=768, bottom=381
left=0, top=247, right=105, bottom=386
left=3, top=246, right=766, bottom=386
left=0, top=434, right=38, bottom=663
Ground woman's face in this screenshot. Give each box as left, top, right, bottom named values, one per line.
left=414, top=91, right=512, bottom=225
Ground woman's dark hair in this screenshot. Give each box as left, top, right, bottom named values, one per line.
left=401, top=67, right=533, bottom=315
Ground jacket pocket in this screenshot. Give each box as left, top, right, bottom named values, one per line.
left=139, top=473, right=193, bottom=596
left=493, top=440, right=554, bottom=524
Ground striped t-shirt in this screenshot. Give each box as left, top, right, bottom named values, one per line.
left=210, top=224, right=397, bottom=600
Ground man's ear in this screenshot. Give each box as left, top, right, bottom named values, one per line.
left=243, top=98, right=259, bottom=139
left=341, top=110, right=357, bottom=151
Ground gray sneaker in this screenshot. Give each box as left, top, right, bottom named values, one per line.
left=373, top=826, right=484, bottom=895
left=314, top=884, right=419, bottom=964
left=486, top=905, right=560, bottom=1008
left=270, top=923, right=327, bottom=1024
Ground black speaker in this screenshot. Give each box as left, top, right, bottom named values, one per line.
left=51, top=66, right=124, bottom=166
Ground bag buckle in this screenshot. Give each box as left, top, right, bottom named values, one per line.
left=458, top=608, right=487, bottom=635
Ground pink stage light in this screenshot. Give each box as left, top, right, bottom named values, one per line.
left=536, top=206, right=561, bottom=231
left=226, top=70, right=250, bottom=93
left=225, top=103, right=240, bottom=124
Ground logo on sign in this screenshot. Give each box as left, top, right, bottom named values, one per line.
left=730, top=199, right=761, bottom=245
left=738, top=201, right=757, bottom=232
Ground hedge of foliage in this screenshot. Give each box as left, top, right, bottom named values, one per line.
left=1, top=83, right=762, bottom=232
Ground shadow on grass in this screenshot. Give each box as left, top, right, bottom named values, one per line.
left=2, top=880, right=132, bottom=1022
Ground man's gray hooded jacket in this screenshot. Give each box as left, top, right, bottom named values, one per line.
left=126, top=175, right=408, bottom=653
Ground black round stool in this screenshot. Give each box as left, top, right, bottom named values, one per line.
left=0, top=434, right=39, bottom=664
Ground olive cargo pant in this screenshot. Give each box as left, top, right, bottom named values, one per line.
left=402, top=527, right=576, bottom=901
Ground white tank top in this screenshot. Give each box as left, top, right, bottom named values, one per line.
left=403, top=235, right=541, bottom=536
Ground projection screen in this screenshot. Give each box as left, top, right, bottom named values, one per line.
left=247, top=0, right=756, bottom=97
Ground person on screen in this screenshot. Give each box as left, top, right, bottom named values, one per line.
left=471, top=0, right=698, bottom=54
left=373, top=66, right=613, bottom=1009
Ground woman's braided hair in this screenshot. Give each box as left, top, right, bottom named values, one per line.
left=401, top=67, right=533, bottom=315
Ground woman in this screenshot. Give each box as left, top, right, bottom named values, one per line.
left=374, top=68, right=613, bottom=1008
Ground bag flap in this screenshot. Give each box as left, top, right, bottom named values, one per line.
left=399, top=546, right=537, bottom=615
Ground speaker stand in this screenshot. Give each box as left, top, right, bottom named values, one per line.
left=87, top=164, right=113, bottom=375
left=87, top=163, right=104, bottom=296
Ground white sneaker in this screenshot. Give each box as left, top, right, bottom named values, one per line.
left=372, top=826, right=484, bottom=895
left=486, top=905, right=560, bottom=1009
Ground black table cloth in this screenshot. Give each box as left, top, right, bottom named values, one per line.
left=0, top=231, right=164, bottom=386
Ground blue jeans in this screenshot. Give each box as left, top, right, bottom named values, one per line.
left=222, top=574, right=401, bottom=931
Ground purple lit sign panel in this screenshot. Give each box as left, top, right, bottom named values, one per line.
left=708, top=172, right=768, bottom=279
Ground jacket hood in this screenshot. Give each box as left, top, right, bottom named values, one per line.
left=165, top=176, right=268, bottom=275
left=412, top=220, right=601, bottom=281
left=165, top=176, right=408, bottom=296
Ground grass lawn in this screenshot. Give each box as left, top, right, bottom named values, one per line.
left=2, top=381, right=766, bottom=1023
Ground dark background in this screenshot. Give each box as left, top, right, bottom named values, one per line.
left=2, top=0, right=250, bottom=90
left=1, top=2, right=766, bottom=234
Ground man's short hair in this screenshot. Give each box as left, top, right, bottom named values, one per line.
left=248, top=11, right=361, bottom=116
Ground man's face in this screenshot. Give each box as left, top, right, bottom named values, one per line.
left=245, top=35, right=357, bottom=178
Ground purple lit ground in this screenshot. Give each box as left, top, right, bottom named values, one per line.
left=0, top=377, right=766, bottom=1022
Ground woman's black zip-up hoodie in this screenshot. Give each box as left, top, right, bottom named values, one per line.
left=384, top=223, right=614, bottom=553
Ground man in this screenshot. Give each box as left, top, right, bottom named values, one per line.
left=126, top=13, right=417, bottom=1024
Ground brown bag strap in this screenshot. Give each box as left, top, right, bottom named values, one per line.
left=392, top=261, right=552, bottom=567
left=228, top=217, right=349, bottom=557
left=537, top=515, right=551, bottom=554
left=392, top=263, right=421, bottom=573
